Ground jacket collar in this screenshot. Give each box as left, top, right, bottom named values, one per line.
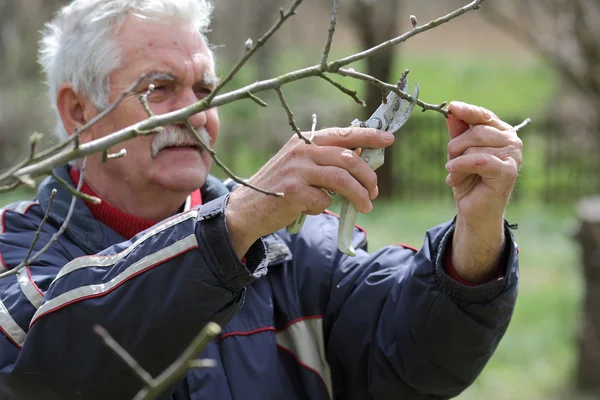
left=37, top=165, right=291, bottom=264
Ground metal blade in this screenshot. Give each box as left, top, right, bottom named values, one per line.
left=386, top=83, right=420, bottom=134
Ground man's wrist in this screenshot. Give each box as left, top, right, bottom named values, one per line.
left=224, top=195, right=260, bottom=259
left=450, top=216, right=506, bottom=284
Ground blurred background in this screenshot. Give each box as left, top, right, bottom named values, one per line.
left=1, top=0, right=599, bottom=399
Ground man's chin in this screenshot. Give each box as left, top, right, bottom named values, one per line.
left=151, top=165, right=209, bottom=193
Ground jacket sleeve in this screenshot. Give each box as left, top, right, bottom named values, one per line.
left=0, top=195, right=267, bottom=400
left=322, top=218, right=518, bottom=399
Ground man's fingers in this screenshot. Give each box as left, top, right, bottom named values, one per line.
left=447, top=125, right=520, bottom=160
left=448, top=101, right=512, bottom=131
left=446, top=113, right=470, bottom=140
left=299, top=186, right=334, bottom=216
left=309, top=166, right=373, bottom=213
left=311, top=127, right=395, bottom=149
left=445, top=152, right=519, bottom=182
left=311, top=146, right=378, bottom=200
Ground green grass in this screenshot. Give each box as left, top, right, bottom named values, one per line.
left=353, top=199, right=581, bottom=400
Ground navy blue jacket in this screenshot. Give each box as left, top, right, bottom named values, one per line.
left=0, top=165, right=518, bottom=399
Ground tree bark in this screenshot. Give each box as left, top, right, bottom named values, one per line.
left=572, top=195, right=600, bottom=396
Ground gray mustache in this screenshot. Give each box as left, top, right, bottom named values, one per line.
left=150, top=126, right=211, bottom=158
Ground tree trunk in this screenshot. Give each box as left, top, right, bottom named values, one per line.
left=350, top=0, right=401, bottom=199
left=572, top=195, right=600, bottom=396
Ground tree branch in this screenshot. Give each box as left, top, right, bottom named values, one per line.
left=3, top=0, right=490, bottom=188
left=22, top=189, right=56, bottom=266
left=319, top=73, right=366, bottom=106
left=95, top=321, right=221, bottom=400
left=184, top=120, right=283, bottom=197
left=275, top=88, right=311, bottom=143
left=0, top=156, right=92, bottom=279
left=328, top=0, right=487, bottom=71
left=204, top=0, right=303, bottom=104
left=320, top=0, right=339, bottom=70
left=93, top=325, right=155, bottom=386
left=514, top=118, right=532, bottom=132
left=336, top=68, right=449, bottom=116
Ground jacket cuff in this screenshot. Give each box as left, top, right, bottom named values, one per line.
left=434, top=220, right=517, bottom=304
left=196, top=194, right=268, bottom=293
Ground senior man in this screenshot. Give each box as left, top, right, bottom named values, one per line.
left=0, top=0, right=522, bottom=399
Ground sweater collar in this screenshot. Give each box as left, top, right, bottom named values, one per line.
left=68, top=167, right=202, bottom=240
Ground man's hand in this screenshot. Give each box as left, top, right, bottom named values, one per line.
left=445, top=101, right=523, bottom=284
left=225, top=127, right=395, bottom=258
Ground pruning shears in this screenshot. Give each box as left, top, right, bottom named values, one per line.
left=287, top=78, right=420, bottom=256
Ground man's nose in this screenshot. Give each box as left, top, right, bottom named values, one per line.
left=176, top=88, right=207, bottom=128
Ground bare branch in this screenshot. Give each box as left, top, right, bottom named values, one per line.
left=94, top=325, right=155, bottom=386
left=275, top=88, right=311, bottom=143
left=320, top=0, right=339, bottom=70
left=187, top=360, right=217, bottom=369
left=132, top=322, right=222, bottom=400
left=184, top=121, right=284, bottom=198
left=0, top=157, right=92, bottom=279
left=514, top=118, right=532, bottom=132
left=337, top=68, right=450, bottom=116
left=140, top=84, right=156, bottom=117
left=51, top=171, right=101, bottom=205
left=103, top=149, right=128, bottom=162
left=204, top=0, right=303, bottom=104
left=4, top=0, right=488, bottom=182
left=0, top=180, right=22, bottom=193
left=310, top=113, right=317, bottom=142
left=22, top=189, right=57, bottom=266
left=319, top=73, right=366, bottom=106
left=328, top=0, right=487, bottom=71
left=246, top=91, right=268, bottom=107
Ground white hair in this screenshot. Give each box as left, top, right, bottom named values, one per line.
left=38, top=0, right=214, bottom=140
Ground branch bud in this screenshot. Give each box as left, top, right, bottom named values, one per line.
left=29, top=132, right=43, bottom=145
left=245, top=38, right=253, bottom=51
left=410, top=15, right=418, bottom=28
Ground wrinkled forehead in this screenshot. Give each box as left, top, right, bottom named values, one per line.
left=116, top=14, right=215, bottom=70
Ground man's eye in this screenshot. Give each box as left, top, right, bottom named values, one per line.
left=195, top=88, right=213, bottom=98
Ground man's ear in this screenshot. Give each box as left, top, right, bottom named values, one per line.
left=56, top=83, right=87, bottom=136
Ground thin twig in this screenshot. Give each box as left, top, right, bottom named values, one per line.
left=51, top=171, right=101, bottom=205
left=103, top=149, right=128, bottom=163
left=309, top=114, right=317, bottom=142
left=22, top=189, right=57, bottom=266
left=204, top=0, right=303, bottom=104
left=94, top=325, right=155, bottom=385
left=246, top=91, right=268, bottom=107
left=337, top=68, right=449, bottom=116
left=187, top=360, right=217, bottom=369
left=319, top=73, right=366, bottom=106
left=0, top=157, right=92, bottom=279
left=328, top=0, right=487, bottom=71
left=320, top=0, right=339, bottom=70
left=0, top=180, right=22, bottom=193
left=184, top=120, right=284, bottom=197
left=140, top=84, right=156, bottom=117
left=275, top=88, right=311, bottom=143
left=514, top=118, right=532, bottom=133
left=132, top=322, right=221, bottom=400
